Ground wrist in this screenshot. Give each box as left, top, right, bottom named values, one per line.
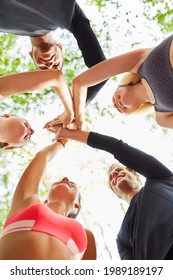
left=56, top=139, right=67, bottom=147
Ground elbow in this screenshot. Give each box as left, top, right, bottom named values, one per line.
left=52, top=69, right=64, bottom=86
left=72, top=76, right=82, bottom=89
left=72, top=77, right=87, bottom=94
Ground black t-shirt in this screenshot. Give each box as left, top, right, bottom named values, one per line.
left=0, top=0, right=107, bottom=104
left=0, top=0, right=75, bottom=36
left=87, top=132, right=173, bottom=259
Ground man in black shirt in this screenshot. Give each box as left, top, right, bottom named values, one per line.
left=0, top=0, right=106, bottom=104
left=47, top=126, right=173, bottom=260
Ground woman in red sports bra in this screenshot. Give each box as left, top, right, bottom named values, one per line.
left=0, top=135, right=96, bottom=260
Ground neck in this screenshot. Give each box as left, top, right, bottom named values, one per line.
left=124, top=190, right=138, bottom=204
left=133, top=82, right=152, bottom=104
left=46, top=201, right=70, bottom=217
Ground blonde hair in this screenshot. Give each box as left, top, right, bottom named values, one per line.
left=118, top=72, right=154, bottom=115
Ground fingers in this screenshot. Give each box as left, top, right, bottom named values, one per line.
left=43, top=114, right=63, bottom=128
left=45, top=126, right=57, bottom=133
left=44, top=118, right=62, bottom=130
left=67, top=122, right=78, bottom=130
left=43, top=121, right=51, bottom=129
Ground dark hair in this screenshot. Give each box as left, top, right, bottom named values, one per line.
left=67, top=192, right=82, bottom=219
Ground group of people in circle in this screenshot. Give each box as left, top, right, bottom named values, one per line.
left=0, top=0, right=173, bottom=260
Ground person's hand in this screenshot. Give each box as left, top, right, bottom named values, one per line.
left=45, top=122, right=77, bottom=140
left=44, top=111, right=74, bottom=129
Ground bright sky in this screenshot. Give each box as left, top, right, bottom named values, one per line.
left=26, top=0, right=173, bottom=259
left=1, top=0, right=173, bottom=260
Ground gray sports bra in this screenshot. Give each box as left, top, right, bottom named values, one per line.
left=138, top=34, right=173, bottom=112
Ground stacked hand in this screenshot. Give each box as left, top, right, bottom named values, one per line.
left=44, top=111, right=74, bottom=130
left=44, top=119, right=77, bottom=142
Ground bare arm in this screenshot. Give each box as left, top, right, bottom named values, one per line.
left=82, top=229, right=97, bottom=260
left=156, top=112, right=173, bottom=128
left=72, top=48, right=148, bottom=128
left=52, top=126, right=89, bottom=143
left=8, top=139, right=68, bottom=218
left=0, top=70, right=74, bottom=125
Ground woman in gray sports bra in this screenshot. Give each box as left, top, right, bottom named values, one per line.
left=64, top=34, right=173, bottom=130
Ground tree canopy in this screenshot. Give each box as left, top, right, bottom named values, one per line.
left=0, top=0, right=173, bottom=259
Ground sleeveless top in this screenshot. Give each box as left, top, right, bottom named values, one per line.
left=138, top=34, right=173, bottom=112
left=1, top=203, right=87, bottom=259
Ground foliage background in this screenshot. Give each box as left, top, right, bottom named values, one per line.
left=0, top=0, right=173, bottom=259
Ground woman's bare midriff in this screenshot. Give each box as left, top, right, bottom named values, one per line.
left=0, top=231, right=80, bottom=260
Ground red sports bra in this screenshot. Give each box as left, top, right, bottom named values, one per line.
left=1, top=203, right=87, bottom=259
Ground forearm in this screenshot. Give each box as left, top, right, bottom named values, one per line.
left=70, top=2, right=106, bottom=68
left=72, top=61, right=111, bottom=123
left=72, top=48, right=146, bottom=92
left=13, top=139, right=68, bottom=201
left=37, top=139, right=68, bottom=163
left=87, top=132, right=173, bottom=178
left=52, top=80, right=74, bottom=117
left=58, top=128, right=89, bottom=144
left=0, top=70, right=62, bottom=99
left=70, top=2, right=107, bottom=113
left=73, top=80, right=87, bottom=123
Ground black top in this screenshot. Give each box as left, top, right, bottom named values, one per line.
left=87, top=132, right=173, bottom=259
left=138, top=34, right=173, bottom=112
left=0, top=0, right=107, bottom=104
left=0, top=0, right=75, bottom=36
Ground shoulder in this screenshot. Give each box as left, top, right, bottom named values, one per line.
left=82, top=228, right=97, bottom=260
left=85, top=228, right=95, bottom=241
left=6, top=196, right=40, bottom=222
left=131, top=48, right=153, bottom=73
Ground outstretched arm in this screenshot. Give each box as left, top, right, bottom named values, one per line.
left=0, top=70, right=74, bottom=126
left=8, top=139, right=68, bottom=219
left=72, top=48, right=148, bottom=129
left=51, top=127, right=172, bottom=179
left=70, top=2, right=107, bottom=106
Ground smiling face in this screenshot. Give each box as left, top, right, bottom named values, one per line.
left=48, top=177, right=81, bottom=218
left=0, top=114, right=34, bottom=148
left=30, top=42, right=64, bottom=70
left=108, top=164, right=141, bottom=199
left=112, top=85, right=140, bottom=114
